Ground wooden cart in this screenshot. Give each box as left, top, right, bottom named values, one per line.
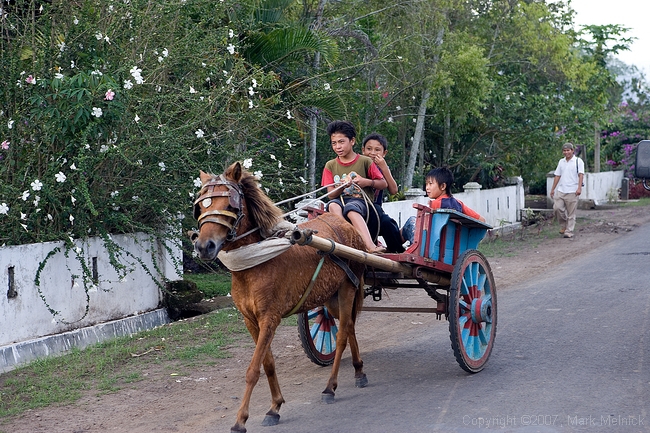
left=291, top=203, right=496, bottom=373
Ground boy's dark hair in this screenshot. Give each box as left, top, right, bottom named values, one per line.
left=362, top=132, right=388, bottom=151
left=426, top=167, right=454, bottom=196
left=327, top=120, right=356, bottom=140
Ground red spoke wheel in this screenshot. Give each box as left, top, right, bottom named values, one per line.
left=449, top=249, right=497, bottom=373
left=297, top=306, right=338, bottom=366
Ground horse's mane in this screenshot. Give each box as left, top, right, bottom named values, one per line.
left=224, top=162, right=284, bottom=235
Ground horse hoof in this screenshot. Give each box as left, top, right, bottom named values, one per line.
left=355, top=374, right=368, bottom=388
left=230, top=427, right=246, bottom=433
left=321, top=392, right=335, bottom=404
left=261, top=412, right=280, bottom=426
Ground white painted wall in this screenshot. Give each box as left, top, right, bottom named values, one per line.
left=546, top=170, right=624, bottom=207
left=0, top=233, right=181, bottom=347
left=382, top=177, right=525, bottom=229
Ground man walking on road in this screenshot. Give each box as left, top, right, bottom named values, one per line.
left=550, top=142, right=585, bottom=238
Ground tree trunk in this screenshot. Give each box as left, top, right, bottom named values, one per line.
left=403, top=89, right=431, bottom=189
left=443, top=87, right=451, bottom=161
left=309, top=112, right=318, bottom=190
left=593, top=120, right=600, bottom=173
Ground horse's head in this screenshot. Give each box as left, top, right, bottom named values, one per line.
left=191, top=163, right=246, bottom=260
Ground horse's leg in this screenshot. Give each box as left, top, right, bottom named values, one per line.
left=346, top=288, right=368, bottom=388
left=260, top=346, right=285, bottom=426
left=231, top=317, right=280, bottom=433
left=321, top=284, right=365, bottom=403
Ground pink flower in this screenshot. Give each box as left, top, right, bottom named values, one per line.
left=25, top=75, right=36, bottom=84
left=104, top=89, right=115, bottom=101
left=1, top=140, right=8, bottom=150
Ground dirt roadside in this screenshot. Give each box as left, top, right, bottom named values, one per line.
left=2, top=203, right=650, bottom=433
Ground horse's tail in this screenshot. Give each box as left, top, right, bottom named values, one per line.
left=352, top=274, right=364, bottom=323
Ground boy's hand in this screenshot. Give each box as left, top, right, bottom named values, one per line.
left=371, top=154, right=388, bottom=171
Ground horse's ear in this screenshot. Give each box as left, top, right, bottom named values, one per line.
left=199, top=170, right=211, bottom=184
left=226, top=161, right=243, bottom=182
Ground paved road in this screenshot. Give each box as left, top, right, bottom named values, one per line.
left=249, top=222, right=650, bottom=433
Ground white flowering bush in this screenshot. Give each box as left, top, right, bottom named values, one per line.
left=0, top=0, right=315, bottom=249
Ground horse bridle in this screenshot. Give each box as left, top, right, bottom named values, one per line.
left=193, top=175, right=245, bottom=241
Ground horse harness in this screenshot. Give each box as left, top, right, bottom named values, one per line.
left=194, top=175, right=245, bottom=241
left=284, top=218, right=361, bottom=317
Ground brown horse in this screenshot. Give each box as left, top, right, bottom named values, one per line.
left=191, top=161, right=368, bottom=433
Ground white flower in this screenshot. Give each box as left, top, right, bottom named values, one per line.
left=195, top=129, right=205, bottom=138
left=270, top=154, right=276, bottom=160
left=278, top=161, right=282, bottom=169
left=227, top=44, right=235, bottom=55
left=31, top=179, right=43, bottom=191
left=21, top=224, right=28, bottom=231
left=71, top=196, right=76, bottom=204
left=299, top=176, right=307, bottom=184
left=33, top=195, right=40, bottom=206
left=396, top=106, right=402, bottom=111
left=70, top=163, right=77, bottom=170
left=0, top=203, right=8, bottom=215
left=324, top=83, right=331, bottom=90
left=132, top=196, right=140, bottom=201
left=8, top=120, right=14, bottom=129
left=130, top=66, right=144, bottom=84
left=21, top=191, right=30, bottom=201
left=110, top=190, right=119, bottom=198
left=162, top=48, right=169, bottom=57
left=278, top=178, right=283, bottom=186
left=158, top=162, right=166, bottom=171
left=54, top=72, right=64, bottom=79
left=69, top=214, right=74, bottom=224
left=251, top=78, right=257, bottom=88
left=92, top=107, right=103, bottom=117
left=134, top=114, right=140, bottom=123
left=228, top=29, right=234, bottom=38
left=21, top=212, right=27, bottom=220
left=388, top=116, right=394, bottom=123
left=124, top=79, right=133, bottom=89
left=100, top=144, right=109, bottom=153
left=287, top=138, right=293, bottom=148
left=189, top=86, right=197, bottom=94
left=193, top=178, right=202, bottom=188
left=248, top=86, right=255, bottom=96
left=104, top=36, right=110, bottom=44
left=55, top=172, right=67, bottom=183
left=158, top=56, right=164, bottom=63
left=412, top=118, right=416, bottom=123
left=95, top=32, right=103, bottom=40
left=57, top=42, right=66, bottom=52
left=47, top=214, right=53, bottom=220
left=73, top=17, right=79, bottom=25
left=248, top=100, right=254, bottom=109
left=70, top=60, right=75, bottom=69
left=286, top=110, right=293, bottom=119
left=253, top=170, right=263, bottom=178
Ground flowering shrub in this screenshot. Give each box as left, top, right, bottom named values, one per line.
left=0, top=0, right=328, bottom=318
left=0, top=0, right=312, bottom=249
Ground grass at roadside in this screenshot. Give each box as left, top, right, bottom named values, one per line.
left=0, top=308, right=247, bottom=419
left=183, top=271, right=232, bottom=297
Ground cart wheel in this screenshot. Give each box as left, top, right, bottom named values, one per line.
left=297, top=306, right=338, bottom=366
left=449, top=249, right=497, bottom=373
